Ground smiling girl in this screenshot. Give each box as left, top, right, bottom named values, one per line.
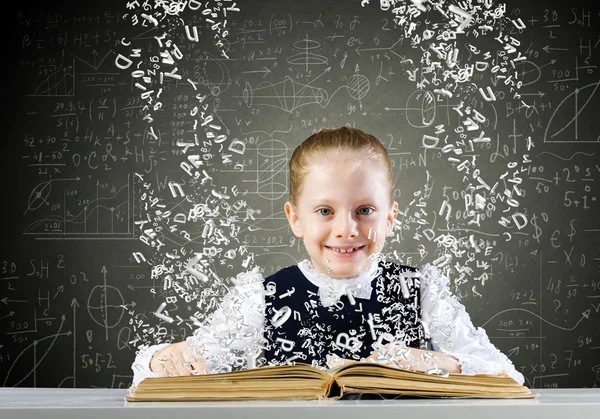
left=131, top=127, right=524, bottom=389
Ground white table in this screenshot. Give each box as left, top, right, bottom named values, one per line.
left=1, top=388, right=598, bottom=419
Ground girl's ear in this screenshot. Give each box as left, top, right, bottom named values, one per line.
left=284, top=201, right=304, bottom=238
left=386, top=201, right=399, bottom=236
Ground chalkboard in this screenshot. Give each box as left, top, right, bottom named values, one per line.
left=3, top=0, right=599, bottom=389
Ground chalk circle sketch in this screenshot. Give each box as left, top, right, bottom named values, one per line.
left=256, top=138, right=289, bottom=201
left=87, top=285, right=126, bottom=331
left=25, top=181, right=53, bottom=213
left=544, top=80, right=600, bottom=143
left=405, top=89, right=436, bottom=128
left=243, top=76, right=329, bottom=113
left=346, top=73, right=370, bottom=101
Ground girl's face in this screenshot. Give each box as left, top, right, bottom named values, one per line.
left=284, top=151, right=397, bottom=279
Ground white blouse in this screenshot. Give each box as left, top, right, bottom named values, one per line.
left=131, top=261, right=524, bottom=387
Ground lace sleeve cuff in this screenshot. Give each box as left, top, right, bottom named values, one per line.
left=130, top=343, right=170, bottom=388
left=448, top=351, right=524, bottom=384
left=419, top=263, right=525, bottom=385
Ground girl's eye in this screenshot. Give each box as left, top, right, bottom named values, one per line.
left=318, top=208, right=332, bottom=216
left=358, top=207, right=373, bottom=215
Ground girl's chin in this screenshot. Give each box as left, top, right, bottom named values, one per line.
left=321, top=261, right=367, bottom=278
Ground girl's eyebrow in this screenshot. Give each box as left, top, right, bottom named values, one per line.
left=309, top=197, right=377, bottom=205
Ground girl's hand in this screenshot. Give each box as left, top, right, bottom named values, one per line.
left=150, top=341, right=207, bottom=377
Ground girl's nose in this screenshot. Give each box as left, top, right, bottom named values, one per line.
left=335, top=212, right=358, bottom=238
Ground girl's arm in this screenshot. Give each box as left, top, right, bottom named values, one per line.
left=387, top=347, right=462, bottom=373
left=418, top=263, right=525, bottom=385
left=130, top=267, right=266, bottom=387
left=327, top=347, right=461, bottom=373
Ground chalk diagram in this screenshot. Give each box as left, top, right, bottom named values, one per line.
left=516, top=59, right=556, bottom=87
left=28, top=50, right=122, bottom=96
left=28, top=60, right=75, bottom=97
left=482, top=308, right=592, bottom=333
left=87, top=266, right=128, bottom=340
left=2, top=267, right=130, bottom=387
left=242, top=35, right=370, bottom=113
left=345, top=73, right=370, bottom=111
left=544, top=80, right=600, bottom=143
left=287, top=34, right=329, bottom=71
left=23, top=174, right=135, bottom=238
left=236, top=131, right=300, bottom=267
left=3, top=312, right=72, bottom=387
left=255, top=137, right=289, bottom=201
left=243, top=72, right=329, bottom=113
left=237, top=132, right=291, bottom=227
left=385, top=89, right=437, bottom=128
left=72, top=50, right=117, bottom=72
left=242, top=69, right=372, bottom=113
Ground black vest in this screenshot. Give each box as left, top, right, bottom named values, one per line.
left=263, top=260, right=426, bottom=368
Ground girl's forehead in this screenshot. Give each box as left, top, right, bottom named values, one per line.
left=300, top=159, right=390, bottom=201
left=311, top=149, right=358, bottom=162
left=306, top=155, right=384, bottom=177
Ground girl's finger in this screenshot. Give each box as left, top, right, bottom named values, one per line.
left=176, top=363, right=193, bottom=376
left=151, top=359, right=171, bottom=375
left=163, top=356, right=181, bottom=376
left=189, top=362, right=209, bottom=375
left=176, top=361, right=202, bottom=376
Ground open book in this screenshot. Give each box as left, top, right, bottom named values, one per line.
left=126, top=362, right=536, bottom=401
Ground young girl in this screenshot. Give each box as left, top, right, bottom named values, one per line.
left=131, top=127, right=524, bottom=389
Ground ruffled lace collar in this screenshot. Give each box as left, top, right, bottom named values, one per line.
left=297, top=257, right=382, bottom=307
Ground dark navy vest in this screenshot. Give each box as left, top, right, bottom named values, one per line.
left=263, top=260, right=426, bottom=368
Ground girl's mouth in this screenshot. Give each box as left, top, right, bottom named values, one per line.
left=325, top=245, right=366, bottom=257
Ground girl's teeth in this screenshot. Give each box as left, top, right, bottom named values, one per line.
left=332, top=247, right=358, bottom=253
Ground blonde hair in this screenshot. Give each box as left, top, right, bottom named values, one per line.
left=288, top=127, right=394, bottom=207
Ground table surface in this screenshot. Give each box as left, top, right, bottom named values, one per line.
left=0, top=388, right=598, bottom=419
